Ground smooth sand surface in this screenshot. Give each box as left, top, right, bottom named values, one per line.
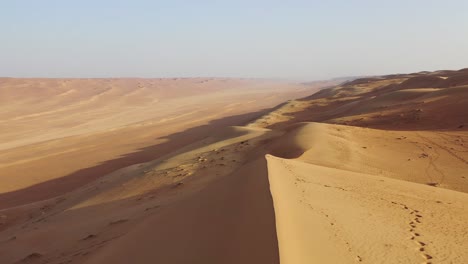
left=0, top=69, right=467, bottom=263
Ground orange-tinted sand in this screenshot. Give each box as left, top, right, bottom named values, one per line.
left=0, top=78, right=326, bottom=208
left=0, top=70, right=467, bottom=264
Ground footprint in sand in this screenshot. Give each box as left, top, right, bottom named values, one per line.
left=390, top=201, right=433, bottom=262
left=108, top=219, right=129, bottom=225
left=81, top=234, right=97, bottom=241
left=19, top=252, right=43, bottom=262
left=421, top=253, right=433, bottom=260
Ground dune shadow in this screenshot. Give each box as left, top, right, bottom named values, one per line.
left=0, top=108, right=273, bottom=210
left=0, top=154, right=279, bottom=264
left=268, top=80, right=468, bottom=131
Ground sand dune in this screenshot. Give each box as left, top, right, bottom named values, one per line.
left=0, top=118, right=282, bottom=264
left=266, top=123, right=468, bottom=263
left=268, top=154, right=468, bottom=263
left=0, top=69, right=467, bottom=263
left=0, top=78, right=326, bottom=208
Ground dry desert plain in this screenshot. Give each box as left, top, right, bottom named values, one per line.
left=0, top=70, right=467, bottom=264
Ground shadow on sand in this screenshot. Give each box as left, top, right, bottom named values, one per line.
left=0, top=108, right=273, bottom=209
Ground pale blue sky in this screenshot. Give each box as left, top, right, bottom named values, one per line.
left=1, top=1, right=467, bottom=80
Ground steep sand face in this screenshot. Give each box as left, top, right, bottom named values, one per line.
left=83, top=157, right=279, bottom=264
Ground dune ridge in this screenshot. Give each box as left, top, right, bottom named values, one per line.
left=266, top=123, right=468, bottom=264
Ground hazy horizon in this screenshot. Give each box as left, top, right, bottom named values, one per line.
left=2, top=1, right=468, bottom=80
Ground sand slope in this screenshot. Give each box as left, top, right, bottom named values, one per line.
left=268, top=155, right=468, bottom=263
left=83, top=157, right=279, bottom=264
left=0, top=124, right=281, bottom=264
left=266, top=123, right=468, bottom=264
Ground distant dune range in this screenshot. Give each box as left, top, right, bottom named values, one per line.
left=0, top=69, right=467, bottom=263
left=0, top=78, right=329, bottom=207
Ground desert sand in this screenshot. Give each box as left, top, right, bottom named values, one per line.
left=0, top=69, right=467, bottom=264
left=0, top=78, right=327, bottom=208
